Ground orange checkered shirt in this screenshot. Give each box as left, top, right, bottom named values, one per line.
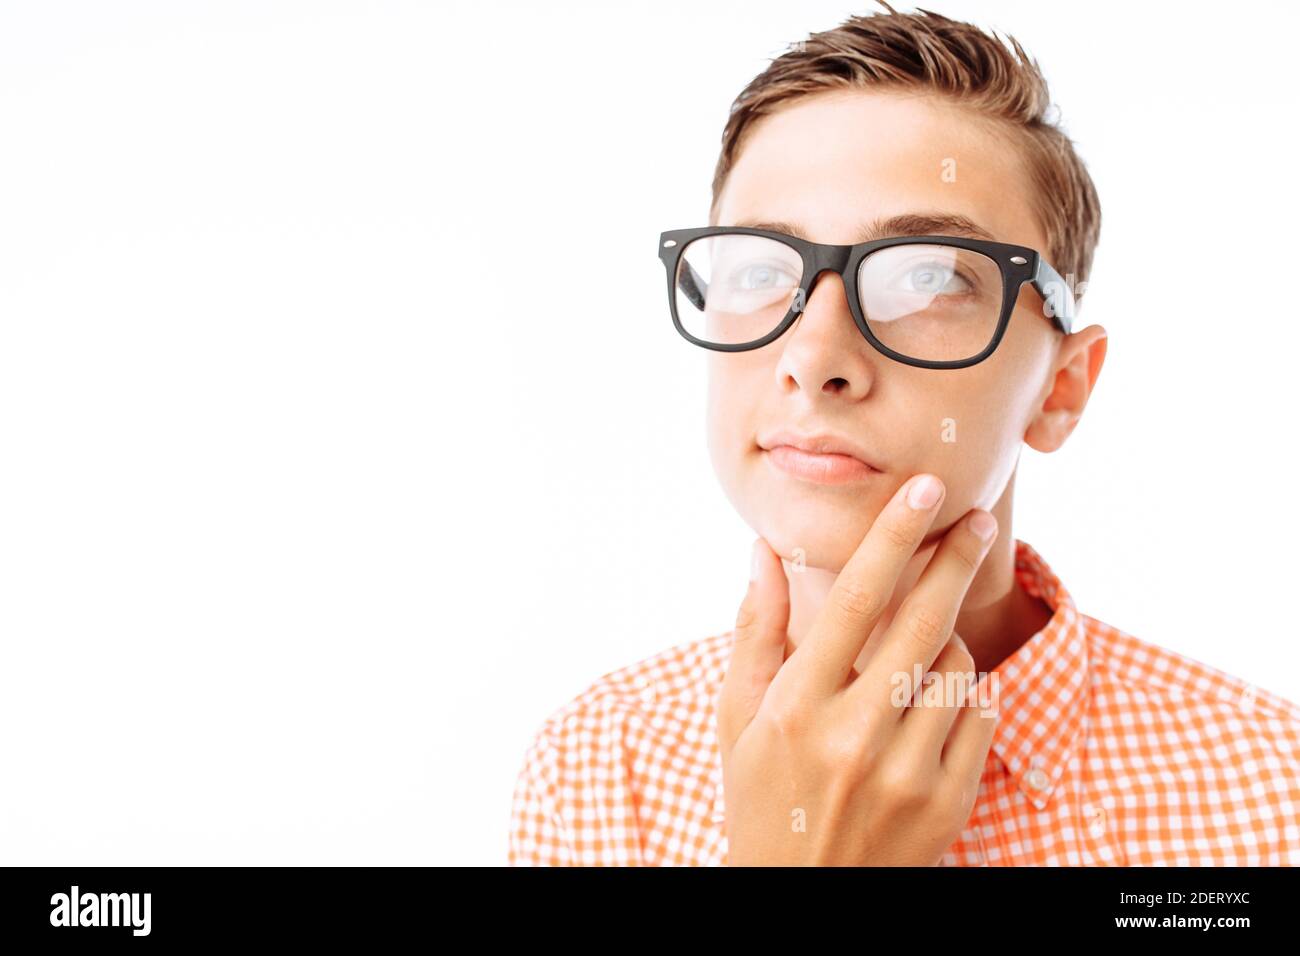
left=508, top=540, right=1300, bottom=865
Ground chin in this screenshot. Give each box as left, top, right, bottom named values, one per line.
left=717, top=451, right=896, bottom=570
left=750, top=501, right=878, bottom=574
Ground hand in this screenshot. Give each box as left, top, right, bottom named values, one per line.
left=715, top=473, right=1000, bottom=866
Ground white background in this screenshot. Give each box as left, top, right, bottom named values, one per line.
left=1, top=0, right=1297, bottom=865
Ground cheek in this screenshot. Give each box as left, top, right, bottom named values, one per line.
left=908, top=373, right=1029, bottom=510
left=705, top=359, right=767, bottom=499
left=705, top=364, right=744, bottom=471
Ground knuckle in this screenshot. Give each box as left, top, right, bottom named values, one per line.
left=901, top=603, right=950, bottom=654
left=818, top=728, right=867, bottom=773
left=879, top=761, right=930, bottom=807
left=832, top=580, right=884, bottom=623
left=878, top=518, right=917, bottom=553
left=950, top=539, right=984, bottom=574
left=720, top=663, right=765, bottom=706
left=766, top=695, right=815, bottom=739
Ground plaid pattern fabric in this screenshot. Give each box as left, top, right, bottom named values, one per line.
left=509, top=540, right=1300, bottom=865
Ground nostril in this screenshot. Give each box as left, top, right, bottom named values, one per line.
left=823, top=377, right=849, bottom=393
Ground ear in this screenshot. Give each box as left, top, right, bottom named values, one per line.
left=1024, top=324, right=1108, bottom=453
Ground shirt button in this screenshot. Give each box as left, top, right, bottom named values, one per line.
left=1083, top=803, right=1106, bottom=837
left=1025, top=768, right=1050, bottom=792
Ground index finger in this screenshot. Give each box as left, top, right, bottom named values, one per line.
left=781, top=473, right=945, bottom=699
left=849, top=507, right=997, bottom=722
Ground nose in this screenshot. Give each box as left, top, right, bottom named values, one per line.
left=773, top=268, right=876, bottom=400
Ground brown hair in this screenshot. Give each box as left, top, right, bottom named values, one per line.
left=709, top=1, right=1101, bottom=300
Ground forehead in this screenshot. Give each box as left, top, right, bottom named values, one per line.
left=716, top=89, right=1045, bottom=252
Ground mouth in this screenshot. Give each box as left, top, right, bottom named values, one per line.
left=757, top=429, right=884, bottom=486
left=762, top=445, right=883, bottom=485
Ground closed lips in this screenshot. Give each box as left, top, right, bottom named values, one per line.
left=758, top=430, right=884, bottom=485
left=757, top=431, right=881, bottom=470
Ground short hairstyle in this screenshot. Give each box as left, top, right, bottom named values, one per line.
left=709, top=1, right=1101, bottom=304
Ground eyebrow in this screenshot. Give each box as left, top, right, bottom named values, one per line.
left=729, top=212, right=998, bottom=244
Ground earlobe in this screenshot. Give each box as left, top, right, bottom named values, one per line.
left=1023, top=324, right=1108, bottom=454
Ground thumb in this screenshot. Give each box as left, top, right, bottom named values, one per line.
left=716, top=537, right=790, bottom=755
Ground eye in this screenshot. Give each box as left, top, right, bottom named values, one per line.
left=726, top=260, right=798, bottom=292
left=892, top=260, right=975, bottom=295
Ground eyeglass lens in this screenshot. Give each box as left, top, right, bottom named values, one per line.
left=673, top=233, right=1004, bottom=362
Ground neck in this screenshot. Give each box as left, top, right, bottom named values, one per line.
left=778, top=471, right=1053, bottom=678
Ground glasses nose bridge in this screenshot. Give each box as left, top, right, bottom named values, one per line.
left=801, top=241, right=854, bottom=306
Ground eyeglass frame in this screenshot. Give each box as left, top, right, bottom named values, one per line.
left=657, top=225, right=1077, bottom=369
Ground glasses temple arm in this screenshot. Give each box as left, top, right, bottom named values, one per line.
left=1030, top=258, right=1076, bottom=335
left=675, top=261, right=708, bottom=312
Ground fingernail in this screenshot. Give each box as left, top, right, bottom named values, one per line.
left=970, top=511, right=997, bottom=542
left=750, top=539, right=763, bottom=582
left=906, top=475, right=942, bottom=510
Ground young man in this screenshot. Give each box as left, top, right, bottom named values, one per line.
left=509, top=4, right=1300, bottom=865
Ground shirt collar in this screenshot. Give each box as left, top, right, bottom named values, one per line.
left=708, top=538, right=1089, bottom=828
left=986, top=539, right=1090, bottom=810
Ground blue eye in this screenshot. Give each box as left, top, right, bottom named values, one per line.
left=729, top=261, right=797, bottom=291
left=896, top=261, right=974, bottom=295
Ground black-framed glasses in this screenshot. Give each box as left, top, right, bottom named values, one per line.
left=657, top=225, right=1076, bottom=369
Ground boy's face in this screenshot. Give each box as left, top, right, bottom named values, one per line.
left=709, top=90, right=1072, bottom=571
